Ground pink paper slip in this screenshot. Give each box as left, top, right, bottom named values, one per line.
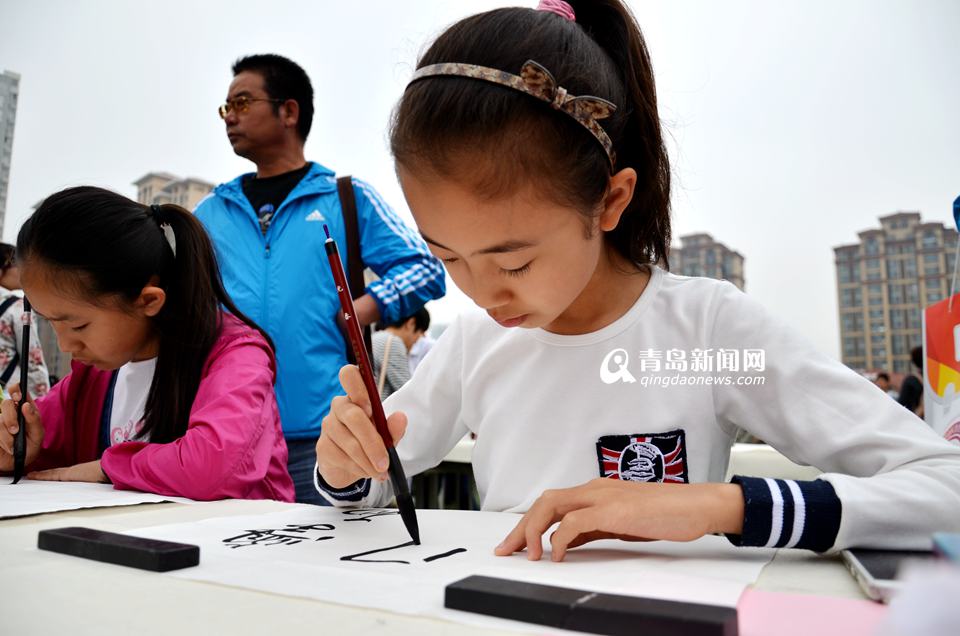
left=739, top=588, right=887, bottom=636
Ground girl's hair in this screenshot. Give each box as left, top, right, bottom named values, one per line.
left=391, top=0, right=671, bottom=269
left=17, top=186, right=273, bottom=444
left=0, top=242, right=15, bottom=273
left=377, top=306, right=431, bottom=332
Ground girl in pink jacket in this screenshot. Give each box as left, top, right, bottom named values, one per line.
left=0, top=186, right=294, bottom=502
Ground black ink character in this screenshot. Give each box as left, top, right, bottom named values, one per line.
left=422, top=548, right=467, bottom=562
left=341, top=540, right=416, bottom=564
left=342, top=509, right=400, bottom=522
left=340, top=542, right=468, bottom=564
left=223, top=523, right=335, bottom=549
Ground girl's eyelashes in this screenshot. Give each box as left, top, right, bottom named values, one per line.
left=436, top=252, right=530, bottom=277
left=501, top=262, right=532, bottom=278
left=71, top=323, right=89, bottom=332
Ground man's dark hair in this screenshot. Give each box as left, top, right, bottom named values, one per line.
left=232, top=54, right=314, bottom=142
left=876, top=372, right=890, bottom=382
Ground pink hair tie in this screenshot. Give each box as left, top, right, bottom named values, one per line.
left=537, top=0, right=576, bottom=22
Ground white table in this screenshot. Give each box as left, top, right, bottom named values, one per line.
left=0, top=498, right=866, bottom=635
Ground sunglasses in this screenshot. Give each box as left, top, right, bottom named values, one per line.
left=218, top=95, right=285, bottom=119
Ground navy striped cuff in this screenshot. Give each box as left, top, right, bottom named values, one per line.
left=726, top=476, right=842, bottom=552
left=314, top=465, right=371, bottom=502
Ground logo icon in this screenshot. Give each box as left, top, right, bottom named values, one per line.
left=306, top=210, right=326, bottom=222
left=596, top=430, right=688, bottom=483
left=600, top=348, right=636, bottom=384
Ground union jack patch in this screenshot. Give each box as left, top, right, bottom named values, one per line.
left=596, top=430, right=688, bottom=483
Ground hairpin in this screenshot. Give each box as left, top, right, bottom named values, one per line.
left=409, top=59, right=617, bottom=167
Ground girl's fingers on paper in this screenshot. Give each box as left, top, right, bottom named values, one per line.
left=523, top=509, right=554, bottom=561
left=521, top=497, right=571, bottom=561
left=548, top=511, right=603, bottom=561
left=338, top=365, right=372, bottom=417
left=495, top=484, right=601, bottom=559
left=494, top=518, right=530, bottom=557
left=493, top=491, right=552, bottom=561
left=559, top=530, right=619, bottom=551
left=495, top=506, right=557, bottom=561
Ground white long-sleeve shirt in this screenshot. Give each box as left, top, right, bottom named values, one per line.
left=317, top=267, right=960, bottom=551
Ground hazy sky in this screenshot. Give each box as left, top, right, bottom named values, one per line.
left=2, top=0, right=958, bottom=358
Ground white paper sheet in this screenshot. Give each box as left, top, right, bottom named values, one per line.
left=0, top=476, right=192, bottom=519
left=128, top=507, right=775, bottom=633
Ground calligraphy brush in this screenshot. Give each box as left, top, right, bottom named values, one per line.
left=12, top=297, right=31, bottom=483
left=322, top=225, right=420, bottom=544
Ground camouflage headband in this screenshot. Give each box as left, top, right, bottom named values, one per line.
left=408, top=59, right=617, bottom=168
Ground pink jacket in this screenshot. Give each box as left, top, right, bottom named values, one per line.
left=33, top=313, right=294, bottom=502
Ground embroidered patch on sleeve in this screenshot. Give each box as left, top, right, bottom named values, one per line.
left=596, top=430, right=689, bottom=483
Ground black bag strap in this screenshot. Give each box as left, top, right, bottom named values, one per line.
left=0, top=295, right=23, bottom=386
left=336, top=176, right=373, bottom=364
left=0, top=295, right=20, bottom=318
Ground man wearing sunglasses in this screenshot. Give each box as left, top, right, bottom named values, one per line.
left=195, top=54, right=445, bottom=505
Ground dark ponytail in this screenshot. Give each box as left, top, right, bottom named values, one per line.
left=568, top=0, right=671, bottom=270
left=17, top=186, right=272, bottom=443
left=390, top=0, right=671, bottom=269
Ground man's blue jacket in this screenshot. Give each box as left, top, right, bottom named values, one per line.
left=196, top=162, right=446, bottom=440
